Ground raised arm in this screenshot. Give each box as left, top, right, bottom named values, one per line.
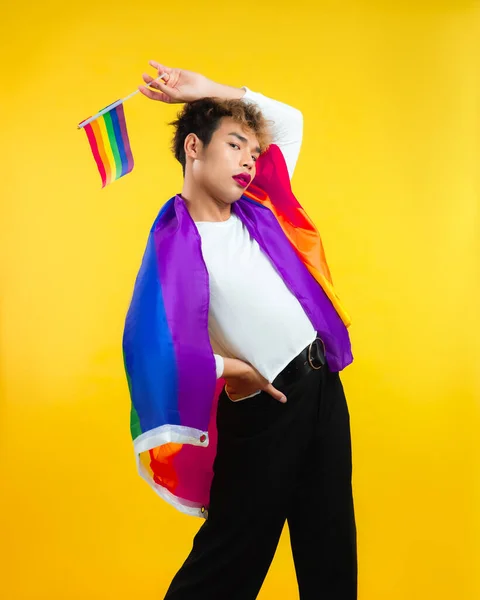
left=240, top=87, right=303, bottom=179
left=139, top=61, right=303, bottom=179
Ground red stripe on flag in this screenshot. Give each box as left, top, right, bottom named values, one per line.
left=84, top=123, right=107, bottom=187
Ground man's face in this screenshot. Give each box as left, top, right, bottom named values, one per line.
left=188, top=117, right=261, bottom=204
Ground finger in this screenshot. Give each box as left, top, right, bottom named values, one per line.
left=146, top=76, right=178, bottom=100
left=138, top=85, right=171, bottom=103
left=142, top=73, right=169, bottom=89
left=142, top=73, right=156, bottom=88
left=148, top=60, right=173, bottom=76
left=224, top=386, right=238, bottom=401
left=264, top=383, right=287, bottom=403
left=142, top=73, right=165, bottom=90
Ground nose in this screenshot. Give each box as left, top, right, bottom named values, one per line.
left=242, top=154, right=255, bottom=170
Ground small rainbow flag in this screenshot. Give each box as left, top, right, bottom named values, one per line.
left=79, top=101, right=134, bottom=187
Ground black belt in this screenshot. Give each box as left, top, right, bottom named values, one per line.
left=272, top=337, right=326, bottom=390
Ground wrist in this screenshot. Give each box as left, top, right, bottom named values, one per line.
left=207, top=81, right=246, bottom=101
left=222, top=357, right=251, bottom=378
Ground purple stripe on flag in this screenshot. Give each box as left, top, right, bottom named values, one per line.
left=116, top=103, right=134, bottom=174
left=153, top=196, right=216, bottom=430
left=233, top=199, right=353, bottom=372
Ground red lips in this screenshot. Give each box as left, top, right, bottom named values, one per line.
left=232, top=173, right=251, bottom=188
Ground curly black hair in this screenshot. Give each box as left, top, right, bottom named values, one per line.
left=169, top=97, right=272, bottom=175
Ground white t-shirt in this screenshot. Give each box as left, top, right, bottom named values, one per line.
left=195, top=87, right=316, bottom=386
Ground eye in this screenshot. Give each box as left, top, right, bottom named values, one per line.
left=229, top=142, right=258, bottom=163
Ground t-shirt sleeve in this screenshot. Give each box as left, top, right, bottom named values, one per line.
left=214, top=353, right=225, bottom=379
left=241, top=86, right=303, bottom=179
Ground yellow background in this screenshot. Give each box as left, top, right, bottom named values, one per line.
left=1, top=1, right=478, bottom=598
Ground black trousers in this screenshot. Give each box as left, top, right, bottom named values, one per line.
left=164, top=360, right=357, bottom=599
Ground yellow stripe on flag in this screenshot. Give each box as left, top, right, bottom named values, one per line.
left=96, top=115, right=117, bottom=181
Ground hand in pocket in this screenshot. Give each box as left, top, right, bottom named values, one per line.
left=224, top=361, right=287, bottom=403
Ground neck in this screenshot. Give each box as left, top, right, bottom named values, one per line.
left=180, top=181, right=232, bottom=223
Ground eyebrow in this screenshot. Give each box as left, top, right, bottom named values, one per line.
left=228, top=132, right=261, bottom=156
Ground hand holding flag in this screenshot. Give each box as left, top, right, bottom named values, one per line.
left=139, top=60, right=220, bottom=104
left=77, top=73, right=166, bottom=187
left=77, top=61, right=234, bottom=187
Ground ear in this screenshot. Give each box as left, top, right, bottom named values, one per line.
left=184, top=133, right=203, bottom=161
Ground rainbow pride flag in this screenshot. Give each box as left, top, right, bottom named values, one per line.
left=123, top=143, right=353, bottom=517
left=79, top=102, right=134, bottom=187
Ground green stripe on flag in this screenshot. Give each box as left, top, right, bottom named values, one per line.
left=123, top=352, right=142, bottom=440
left=130, top=403, right=142, bottom=440
left=103, top=111, right=122, bottom=179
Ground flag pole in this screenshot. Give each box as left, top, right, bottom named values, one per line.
left=77, top=74, right=167, bottom=130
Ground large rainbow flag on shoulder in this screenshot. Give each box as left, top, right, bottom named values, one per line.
left=78, top=101, right=134, bottom=187
left=122, top=143, right=353, bottom=518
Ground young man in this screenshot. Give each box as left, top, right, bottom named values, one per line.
left=124, top=60, right=357, bottom=599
